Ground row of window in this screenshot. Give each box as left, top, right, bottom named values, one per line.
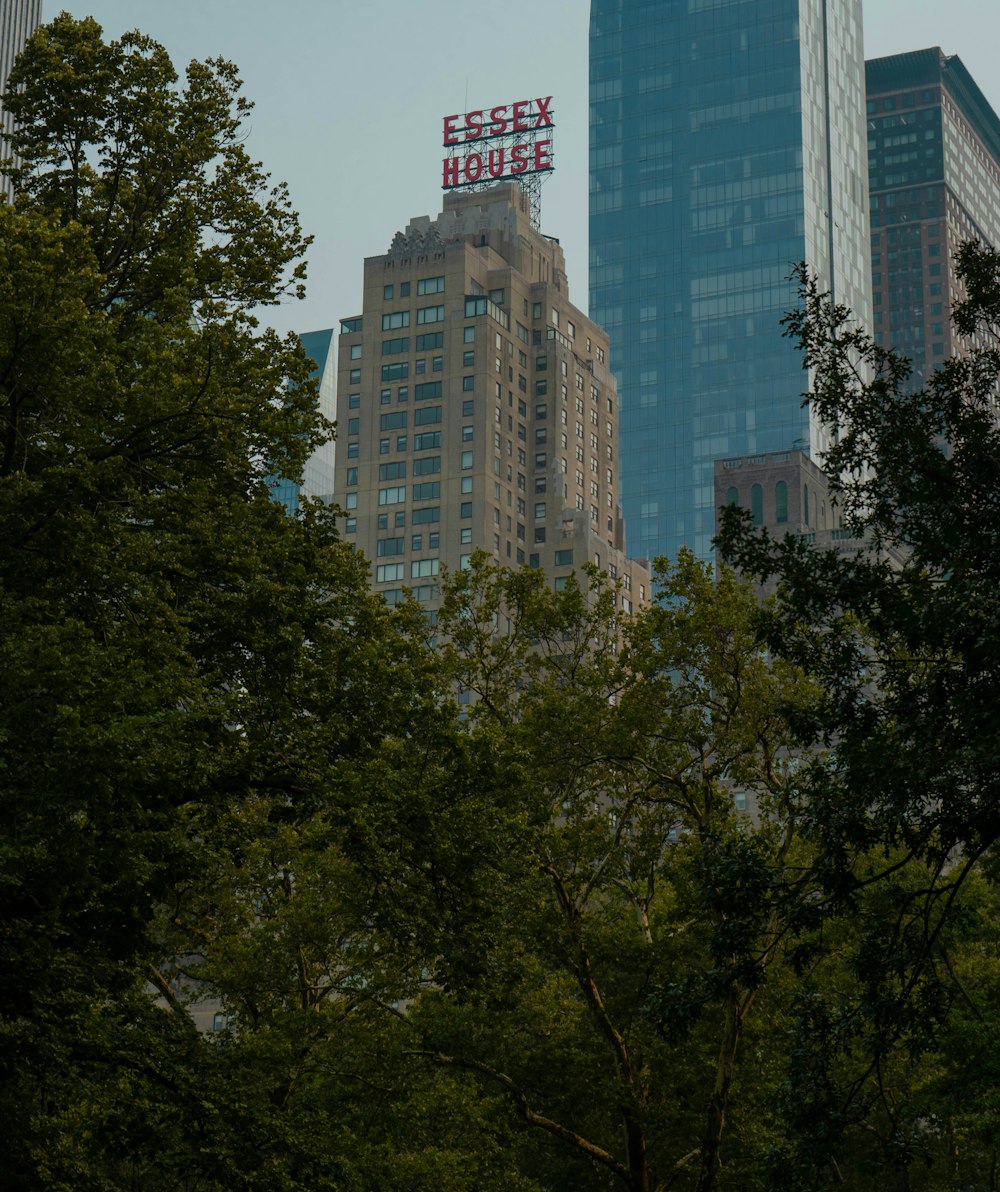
left=369, top=457, right=441, bottom=482
left=726, top=481, right=788, bottom=526
left=375, top=558, right=441, bottom=583
left=381, top=332, right=447, bottom=357
left=377, top=527, right=477, bottom=557
left=381, top=305, right=446, bottom=331
left=379, top=406, right=442, bottom=430
left=381, top=276, right=445, bottom=303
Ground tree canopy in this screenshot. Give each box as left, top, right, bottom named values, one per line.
left=5, top=14, right=1000, bottom=1192
left=717, top=246, right=1000, bottom=1185
left=0, top=15, right=432, bottom=1185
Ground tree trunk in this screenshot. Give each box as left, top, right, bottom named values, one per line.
left=695, top=982, right=745, bottom=1192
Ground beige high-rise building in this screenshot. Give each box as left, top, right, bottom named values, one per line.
left=335, top=183, right=649, bottom=617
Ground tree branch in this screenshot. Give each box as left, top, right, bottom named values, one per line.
left=411, top=1049, right=632, bottom=1185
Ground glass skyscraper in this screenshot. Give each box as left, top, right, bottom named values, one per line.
left=270, top=328, right=336, bottom=512
left=0, top=0, right=42, bottom=200
left=590, top=0, right=872, bottom=563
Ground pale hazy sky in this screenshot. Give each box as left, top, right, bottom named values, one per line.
left=56, top=0, right=1000, bottom=339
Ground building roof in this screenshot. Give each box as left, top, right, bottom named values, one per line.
left=866, top=48, right=1000, bottom=167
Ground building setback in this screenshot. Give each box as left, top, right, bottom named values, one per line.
left=866, top=49, right=1000, bottom=389
left=335, top=183, right=649, bottom=617
left=0, top=0, right=42, bottom=200
left=589, top=0, right=872, bottom=565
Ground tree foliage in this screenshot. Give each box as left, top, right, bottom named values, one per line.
left=0, top=16, right=432, bottom=1186
left=7, top=15, right=1000, bottom=1191
left=717, top=246, right=1000, bottom=1186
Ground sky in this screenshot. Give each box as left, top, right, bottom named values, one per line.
left=56, top=0, right=1000, bottom=341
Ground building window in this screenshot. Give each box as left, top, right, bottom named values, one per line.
left=383, top=284, right=393, bottom=300
left=377, top=486, right=406, bottom=506
left=376, top=537, right=405, bottom=557
left=349, top=368, right=361, bottom=384
left=726, top=486, right=739, bottom=506
left=379, top=461, right=406, bottom=481
left=380, top=411, right=407, bottom=431
left=460, top=527, right=472, bottom=544
left=347, top=417, right=360, bottom=436
left=412, top=506, right=440, bottom=524
left=417, top=275, right=445, bottom=295
left=376, top=563, right=405, bottom=582
left=463, top=375, right=475, bottom=391
left=414, top=405, right=441, bottom=425
left=413, top=455, right=440, bottom=476
left=461, top=477, right=473, bottom=494
left=350, top=344, right=362, bottom=360
left=381, top=311, right=409, bottom=330
left=417, top=304, right=445, bottom=324
left=413, top=482, right=441, bottom=501
left=460, top=501, right=472, bottom=518
left=348, top=393, right=360, bottom=408
left=775, top=481, right=788, bottom=524
left=751, top=484, right=763, bottom=526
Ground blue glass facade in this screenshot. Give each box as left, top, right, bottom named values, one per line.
left=270, top=327, right=336, bottom=512
left=590, top=0, right=871, bottom=563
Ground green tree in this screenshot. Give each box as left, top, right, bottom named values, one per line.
left=717, top=247, right=1000, bottom=1186
left=376, top=553, right=828, bottom=1192
left=0, top=15, right=440, bottom=1187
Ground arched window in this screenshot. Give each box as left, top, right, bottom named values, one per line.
left=726, top=486, right=739, bottom=506
left=775, top=480, right=788, bottom=523
left=803, top=484, right=810, bottom=526
left=751, top=483, right=763, bottom=526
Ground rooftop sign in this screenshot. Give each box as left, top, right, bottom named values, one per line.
left=442, top=97, right=555, bottom=191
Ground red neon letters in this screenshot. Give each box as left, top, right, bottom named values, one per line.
left=442, top=97, right=554, bottom=190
